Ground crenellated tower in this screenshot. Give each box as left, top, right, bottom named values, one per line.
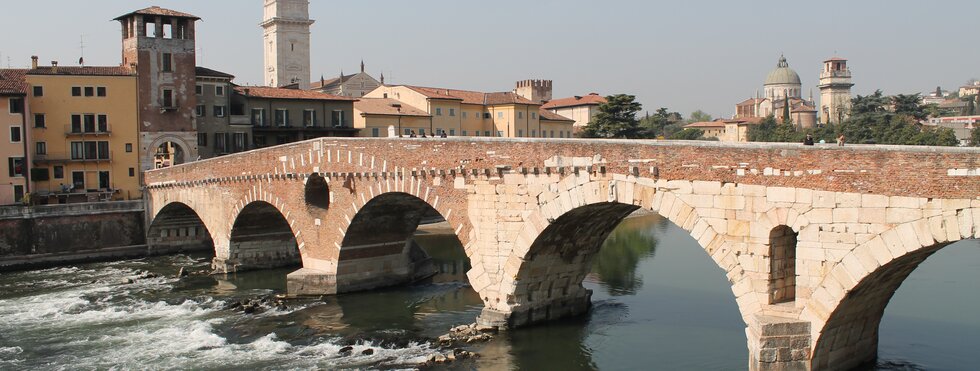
left=514, top=79, right=553, bottom=103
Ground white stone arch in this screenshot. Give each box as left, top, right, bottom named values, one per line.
left=490, top=176, right=755, bottom=326
left=147, top=188, right=229, bottom=253
left=803, top=206, right=979, bottom=370
left=227, top=191, right=307, bottom=263
left=146, top=134, right=195, bottom=167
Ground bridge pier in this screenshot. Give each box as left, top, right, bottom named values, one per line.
left=747, top=315, right=812, bottom=371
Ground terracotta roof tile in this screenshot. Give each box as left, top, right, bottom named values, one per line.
left=0, top=69, right=28, bottom=95
left=538, top=109, right=574, bottom=122
left=27, top=66, right=133, bottom=76
left=355, top=98, right=430, bottom=117
left=541, top=93, right=606, bottom=109
left=484, top=91, right=536, bottom=105
left=114, top=6, right=200, bottom=21
left=400, top=85, right=537, bottom=105
left=684, top=119, right=728, bottom=128
left=234, top=86, right=356, bottom=101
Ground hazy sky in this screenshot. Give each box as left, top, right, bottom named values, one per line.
left=2, top=0, right=978, bottom=118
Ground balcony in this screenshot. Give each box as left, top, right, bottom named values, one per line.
left=229, top=115, right=251, bottom=125
left=65, top=124, right=112, bottom=137
left=33, top=151, right=113, bottom=164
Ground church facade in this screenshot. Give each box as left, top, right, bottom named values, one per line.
left=734, top=55, right=825, bottom=129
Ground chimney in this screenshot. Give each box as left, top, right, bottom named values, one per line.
left=31, top=56, right=38, bottom=69
left=51, top=61, right=58, bottom=74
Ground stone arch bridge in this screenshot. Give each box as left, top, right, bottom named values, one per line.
left=144, top=137, right=979, bottom=371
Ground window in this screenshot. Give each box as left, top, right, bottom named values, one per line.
left=84, top=114, right=96, bottom=132
left=484, top=131, right=491, bottom=136
left=213, top=105, right=226, bottom=118
left=71, top=115, right=82, bottom=133
left=331, top=110, right=345, bottom=127
left=98, top=171, right=110, bottom=189
left=162, top=23, right=173, bottom=39
left=197, top=133, right=208, bottom=146
left=84, top=87, right=94, bottom=97
left=11, top=184, right=25, bottom=203
left=233, top=132, right=247, bottom=152
left=162, top=53, right=173, bottom=72
left=275, top=109, right=289, bottom=126
left=215, top=86, right=225, bottom=96
left=8, top=157, right=24, bottom=177
left=531, top=130, right=536, bottom=137
left=371, top=128, right=380, bottom=137
left=97, top=87, right=106, bottom=97
left=436, top=128, right=443, bottom=135
left=303, top=110, right=316, bottom=127
left=162, top=89, right=174, bottom=108
left=550, top=130, right=555, bottom=138
left=449, top=129, right=455, bottom=136
left=97, top=115, right=108, bottom=132
left=462, top=130, right=467, bottom=136
left=473, top=131, right=479, bottom=137
left=435, top=108, right=442, bottom=116
left=96, top=141, right=108, bottom=159
left=71, top=171, right=84, bottom=190
left=196, top=105, right=205, bottom=117
left=129, top=168, right=135, bottom=177
left=125, top=143, right=133, bottom=153
left=35, top=142, right=46, bottom=155
left=419, top=128, right=426, bottom=135
left=497, top=112, right=504, bottom=119
left=518, top=129, right=523, bottom=137
left=404, top=128, right=411, bottom=136
left=9, top=98, right=23, bottom=114
left=70, top=142, right=84, bottom=160
left=72, top=87, right=82, bottom=96
left=33, top=86, right=43, bottom=97
left=531, top=112, right=537, bottom=119
left=214, top=133, right=227, bottom=153
left=10, top=126, right=21, bottom=142
left=449, top=108, right=455, bottom=116
left=251, top=108, right=266, bottom=126
left=195, top=85, right=203, bottom=95
left=559, top=131, right=564, bottom=138
left=484, top=112, right=491, bottom=119
left=462, top=112, right=467, bottom=119
left=518, top=111, right=523, bottom=119
left=34, top=114, right=45, bottom=128
left=53, top=166, right=63, bottom=179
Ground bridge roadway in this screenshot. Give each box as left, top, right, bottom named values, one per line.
left=144, top=137, right=980, bottom=371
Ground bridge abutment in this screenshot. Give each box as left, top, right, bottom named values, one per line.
left=747, top=315, right=812, bottom=371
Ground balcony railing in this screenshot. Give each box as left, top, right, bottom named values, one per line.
left=33, top=151, right=113, bottom=163
left=65, top=124, right=112, bottom=136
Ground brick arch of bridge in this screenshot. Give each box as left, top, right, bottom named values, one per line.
left=147, top=188, right=232, bottom=256
left=478, top=177, right=808, bottom=328
left=219, top=199, right=304, bottom=273
left=804, top=205, right=979, bottom=371
left=146, top=200, right=217, bottom=255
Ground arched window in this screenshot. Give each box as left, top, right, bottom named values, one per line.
left=305, top=173, right=329, bottom=210
left=769, top=225, right=797, bottom=304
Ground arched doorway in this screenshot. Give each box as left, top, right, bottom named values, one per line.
left=154, top=141, right=186, bottom=168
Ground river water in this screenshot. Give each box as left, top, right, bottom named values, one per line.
left=0, top=214, right=976, bottom=370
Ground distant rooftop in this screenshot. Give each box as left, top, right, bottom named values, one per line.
left=114, top=6, right=200, bottom=21
left=233, top=86, right=356, bottom=101
left=542, top=93, right=606, bottom=109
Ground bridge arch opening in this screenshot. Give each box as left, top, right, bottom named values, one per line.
left=811, top=237, right=979, bottom=370
left=336, top=192, right=462, bottom=293
left=217, top=201, right=300, bottom=273
left=769, top=225, right=797, bottom=304
left=147, top=202, right=214, bottom=255
left=304, top=173, right=330, bottom=210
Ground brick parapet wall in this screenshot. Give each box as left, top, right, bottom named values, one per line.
left=147, top=138, right=980, bottom=200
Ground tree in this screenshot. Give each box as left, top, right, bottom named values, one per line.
left=892, top=94, right=926, bottom=121
left=850, top=90, right=890, bottom=116
left=971, top=126, right=980, bottom=146
left=668, top=128, right=705, bottom=140
left=580, top=94, right=643, bottom=139
left=638, top=107, right=683, bottom=138
left=687, top=110, right=713, bottom=123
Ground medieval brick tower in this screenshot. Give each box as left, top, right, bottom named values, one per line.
left=115, top=6, right=200, bottom=171
left=262, top=0, right=314, bottom=89
left=818, top=57, right=854, bottom=125
left=514, top=79, right=553, bottom=104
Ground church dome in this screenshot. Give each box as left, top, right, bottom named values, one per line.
left=764, top=55, right=802, bottom=86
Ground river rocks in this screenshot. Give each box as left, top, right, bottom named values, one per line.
left=361, top=348, right=374, bottom=356
left=420, top=348, right=477, bottom=368
left=438, top=322, right=497, bottom=346
left=338, top=346, right=353, bottom=356
left=177, top=267, right=189, bottom=278
left=225, top=295, right=289, bottom=315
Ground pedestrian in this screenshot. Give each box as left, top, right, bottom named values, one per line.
left=409, top=130, right=417, bottom=138
left=440, top=131, right=448, bottom=138
left=837, top=134, right=845, bottom=146
left=803, top=134, right=814, bottom=146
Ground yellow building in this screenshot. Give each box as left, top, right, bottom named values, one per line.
left=0, top=69, right=28, bottom=205
left=356, top=85, right=574, bottom=138
left=25, top=63, right=142, bottom=202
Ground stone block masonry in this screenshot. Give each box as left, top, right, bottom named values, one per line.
left=0, top=201, right=148, bottom=270
left=145, top=137, right=979, bottom=371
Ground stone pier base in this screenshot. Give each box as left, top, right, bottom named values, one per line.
left=747, top=315, right=811, bottom=371
left=286, top=267, right=338, bottom=296
left=477, top=290, right=593, bottom=328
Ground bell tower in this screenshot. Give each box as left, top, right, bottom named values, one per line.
left=818, top=57, right=854, bottom=125
left=261, top=0, right=314, bottom=89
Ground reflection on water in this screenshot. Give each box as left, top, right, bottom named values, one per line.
left=0, top=215, right=976, bottom=370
